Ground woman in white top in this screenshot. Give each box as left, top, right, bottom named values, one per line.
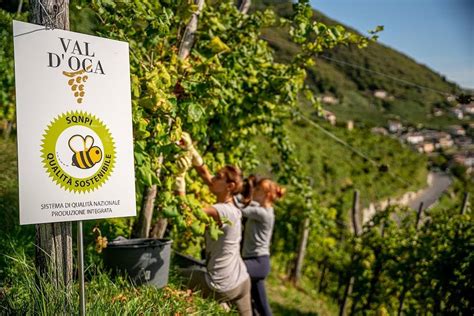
left=241, top=176, right=285, bottom=316
left=178, top=133, right=251, bottom=316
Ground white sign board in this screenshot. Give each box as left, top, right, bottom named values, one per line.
left=13, top=21, right=136, bottom=225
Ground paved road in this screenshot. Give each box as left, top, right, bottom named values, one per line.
left=408, top=172, right=452, bottom=211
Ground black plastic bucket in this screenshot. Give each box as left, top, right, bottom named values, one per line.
left=103, top=238, right=172, bottom=288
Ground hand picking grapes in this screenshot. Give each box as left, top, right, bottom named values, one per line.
left=178, top=132, right=204, bottom=167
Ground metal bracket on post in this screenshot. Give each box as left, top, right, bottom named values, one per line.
left=78, top=220, right=86, bottom=316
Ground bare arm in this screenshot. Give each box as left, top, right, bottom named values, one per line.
left=203, top=206, right=221, bottom=224
left=195, top=164, right=213, bottom=186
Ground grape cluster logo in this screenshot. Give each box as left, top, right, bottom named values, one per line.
left=46, top=37, right=106, bottom=105
left=63, top=65, right=91, bottom=104
left=41, top=111, right=116, bottom=193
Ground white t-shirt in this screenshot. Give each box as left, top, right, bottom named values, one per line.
left=204, top=202, right=249, bottom=292
left=241, top=201, right=274, bottom=257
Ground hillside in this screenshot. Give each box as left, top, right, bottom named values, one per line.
left=246, top=0, right=433, bottom=211
left=255, top=0, right=465, bottom=130
left=0, top=2, right=470, bottom=315
left=253, top=119, right=428, bottom=214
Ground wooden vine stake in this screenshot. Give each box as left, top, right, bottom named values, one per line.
left=30, top=0, right=73, bottom=297
left=339, top=190, right=360, bottom=316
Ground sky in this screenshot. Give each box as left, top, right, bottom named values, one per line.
left=310, top=0, right=474, bottom=90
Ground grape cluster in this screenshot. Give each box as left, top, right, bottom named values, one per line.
left=67, top=74, right=89, bottom=104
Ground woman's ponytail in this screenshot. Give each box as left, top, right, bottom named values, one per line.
left=241, top=175, right=258, bottom=206
left=273, top=184, right=286, bottom=200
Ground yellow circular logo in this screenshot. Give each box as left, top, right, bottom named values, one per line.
left=41, top=111, right=116, bottom=193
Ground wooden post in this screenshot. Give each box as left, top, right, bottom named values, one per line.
left=292, top=217, right=310, bottom=284
left=397, top=287, right=407, bottom=316
left=3, top=121, right=12, bottom=140
left=30, top=0, right=69, bottom=29
left=460, top=192, right=469, bottom=215
left=31, top=0, right=73, bottom=289
left=318, top=262, right=328, bottom=293
left=339, top=190, right=360, bottom=316
left=398, top=201, right=425, bottom=315
left=339, top=276, right=355, bottom=316
left=147, top=156, right=166, bottom=242
left=150, top=217, right=168, bottom=239
left=178, top=0, right=205, bottom=60
left=133, top=185, right=157, bottom=238
left=291, top=178, right=314, bottom=284
left=415, top=202, right=424, bottom=229
left=352, top=190, right=361, bottom=236
left=360, top=249, right=383, bottom=313
left=17, top=0, right=24, bottom=14
left=237, top=0, right=251, bottom=14
left=149, top=145, right=169, bottom=239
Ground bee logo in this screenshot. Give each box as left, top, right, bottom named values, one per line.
left=68, top=135, right=103, bottom=169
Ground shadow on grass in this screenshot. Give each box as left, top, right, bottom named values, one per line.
left=271, top=302, right=319, bottom=316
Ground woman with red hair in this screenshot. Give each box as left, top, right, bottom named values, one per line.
left=241, top=176, right=285, bottom=316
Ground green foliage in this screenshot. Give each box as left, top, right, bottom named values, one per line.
left=83, top=0, right=370, bottom=251
left=409, top=208, right=473, bottom=313
left=318, top=205, right=474, bottom=315
left=269, top=118, right=430, bottom=298
left=0, top=10, right=27, bottom=127
left=272, top=189, right=340, bottom=276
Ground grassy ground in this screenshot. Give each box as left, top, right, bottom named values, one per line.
left=268, top=274, right=338, bottom=316
left=1, top=251, right=228, bottom=315
left=0, top=137, right=336, bottom=315
left=0, top=138, right=35, bottom=285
